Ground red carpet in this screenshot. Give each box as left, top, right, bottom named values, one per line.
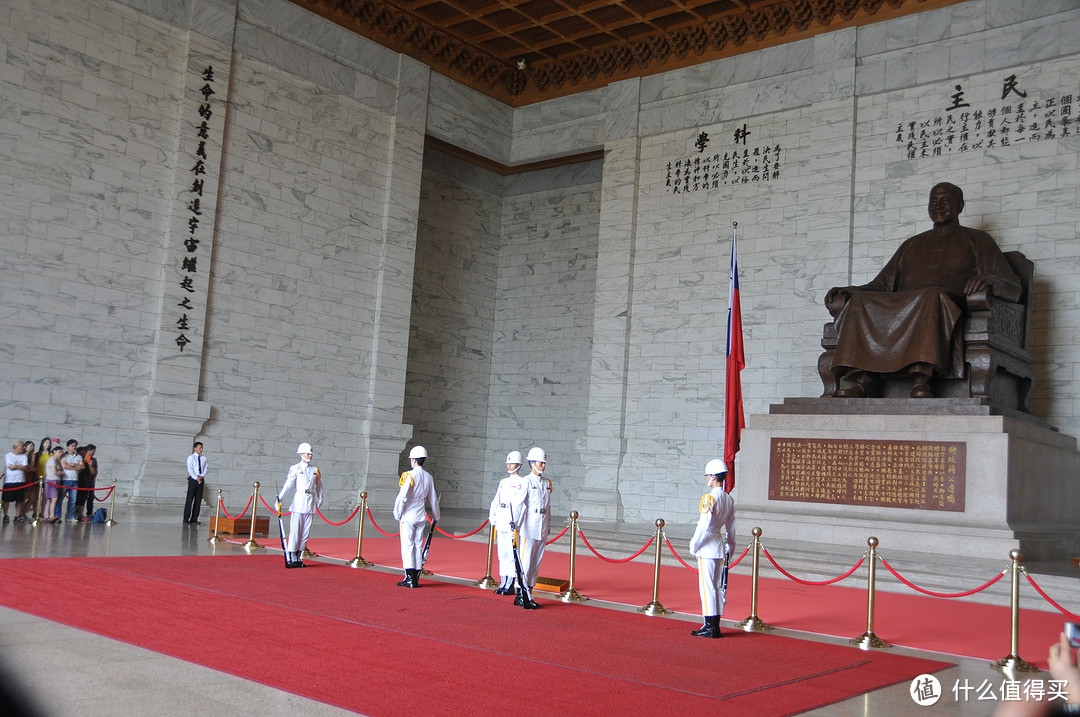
left=0, top=555, right=951, bottom=716
left=284, top=534, right=1069, bottom=668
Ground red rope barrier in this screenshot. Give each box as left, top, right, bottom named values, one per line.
left=1025, top=572, right=1080, bottom=621
left=365, top=507, right=400, bottom=537
left=434, top=520, right=489, bottom=538
left=545, top=524, right=570, bottom=545
left=730, top=545, right=749, bottom=568
left=94, top=485, right=114, bottom=499
left=762, top=547, right=865, bottom=585
left=664, top=536, right=698, bottom=572
left=316, top=505, right=362, bottom=526
left=260, top=494, right=290, bottom=516
left=577, top=529, right=654, bottom=563
left=879, top=557, right=1007, bottom=598
left=218, top=494, right=253, bottom=520
left=0, top=484, right=28, bottom=493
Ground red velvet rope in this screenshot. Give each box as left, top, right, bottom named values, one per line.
left=762, top=547, right=865, bottom=585
left=879, top=557, right=1007, bottom=598
left=365, top=507, right=400, bottom=537
left=260, top=494, right=289, bottom=516
left=545, top=524, right=570, bottom=545
left=1024, top=572, right=1080, bottom=621
left=218, top=494, right=253, bottom=520
left=316, top=505, right=362, bottom=526
left=434, top=519, right=490, bottom=538
left=577, top=529, right=654, bottom=563
left=664, top=536, right=698, bottom=572
left=730, top=545, right=749, bottom=568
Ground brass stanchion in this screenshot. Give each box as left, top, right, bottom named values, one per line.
left=241, top=482, right=264, bottom=552
left=993, top=549, right=1039, bottom=672
left=559, top=510, right=587, bottom=603
left=474, top=522, right=498, bottom=587
left=208, top=489, right=223, bottom=544
left=347, top=491, right=372, bottom=568
left=638, top=518, right=672, bottom=616
left=30, top=478, right=45, bottom=527
left=736, top=527, right=774, bottom=631
left=105, top=477, right=118, bottom=526
left=851, top=536, right=890, bottom=649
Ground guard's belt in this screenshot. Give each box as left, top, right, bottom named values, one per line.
left=533, top=508, right=548, bottom=514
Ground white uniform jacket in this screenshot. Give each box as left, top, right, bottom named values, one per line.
left=280, top=461, right=323, bottom=514
left=518, top=472, right=552, bottom=541
left=488, top=472, right=527, bottom=532
left=689, top=487, right=735, bottom=559
left=394, top=466, right=440, bottom=524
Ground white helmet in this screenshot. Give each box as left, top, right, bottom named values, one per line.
left=409, top=445, right=428, bottom=460
left=705, top=459, right=727, bottom=475
left=506, top=451, right=523, bottom=465
left=296, top=442, right=312, bottom=455
left=526, top=447, right=546, bottom=462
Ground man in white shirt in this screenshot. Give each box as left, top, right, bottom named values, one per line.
left=393, top=445, right=440, bottom=588
left=688, top=459, right=736, bottom=639
left=3, top=441, right=29, bottom=523
left=184, top=441, right=208, bottom=524
left=57, top=439, right=83, bottom=522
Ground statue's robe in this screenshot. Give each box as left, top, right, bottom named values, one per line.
left=833, top=226, right=1021, bottom=378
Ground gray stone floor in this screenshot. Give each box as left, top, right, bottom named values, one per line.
left=0, top=506, right=1060, bottom=716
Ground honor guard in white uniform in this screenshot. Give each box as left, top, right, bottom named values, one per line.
left=514, top=447, right=551, bottom=609
left=488, top=451, right=526, bottom=595
left=688, top=459, right=736, bottom=638
left=393, top=445, right=440, bottom=588
left=276, top=442, right=324, bottom=569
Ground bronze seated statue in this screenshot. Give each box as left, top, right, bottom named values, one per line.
left=818, top=183, right=1035, bottom=413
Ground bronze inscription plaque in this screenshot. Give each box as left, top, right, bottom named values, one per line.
left=769, top=438, right=965, bottom=512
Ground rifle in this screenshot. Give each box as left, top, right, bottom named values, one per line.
left=274, top=483, right=290, bottom=568
left=421, top=519, right=437, bottom=570
left=508, top=505, right=533, bottom=609
left=720, top=544, right=731, bottom=609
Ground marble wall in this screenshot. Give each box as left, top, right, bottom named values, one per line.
left=1, top=0, right=1078, bottom=526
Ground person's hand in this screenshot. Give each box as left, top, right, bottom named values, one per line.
left=1048, top=631, right=1080, bottom=704
left=964, top=276, right=991, bottom=295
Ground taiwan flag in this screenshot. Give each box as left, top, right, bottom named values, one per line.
left=724, top=223, right=744, bottom=493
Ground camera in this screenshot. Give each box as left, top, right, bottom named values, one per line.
left=1066, top=622, right=1080, bottom=648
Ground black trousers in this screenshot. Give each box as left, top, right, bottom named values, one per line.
left=184, top=477, right=203, bottom=523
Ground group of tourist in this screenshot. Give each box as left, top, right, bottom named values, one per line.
left=3, top=437, right=99, bottom=524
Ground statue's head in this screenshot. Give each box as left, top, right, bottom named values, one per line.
left=928, top=182, right=964, bottom=226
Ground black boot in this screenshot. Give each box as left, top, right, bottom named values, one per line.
left=409, top=568, right=421, bottom=587
left=522, top=589, right=541, bottom=610
left=397, top=570, right=411, bottom=587
left=285, top=552, right=297, bottom=569
left=691, top=615, right=722, bottom=638
left=513, top=587, right=523, bottom=606
left=294, top=551, right=306, bottom=568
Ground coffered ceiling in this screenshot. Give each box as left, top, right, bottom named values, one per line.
left=290, top=0, right=964, bottom=106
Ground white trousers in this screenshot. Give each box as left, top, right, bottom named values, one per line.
left=287, top=511, right=313, bottom=553
left=697, top=557, right=725, bottom=616
left=496, top=528, right=516, bottom=581
left=400, top=520, right=426, bottom=569
left=520, top=536, right=546, bottom=588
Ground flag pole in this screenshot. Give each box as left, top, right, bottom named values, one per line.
left=724, top=221, right=745, bottom=493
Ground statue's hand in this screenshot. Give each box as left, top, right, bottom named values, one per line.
left=964, top=276, right=991, bottom=295
left=825, top=287, right=852, bottom=317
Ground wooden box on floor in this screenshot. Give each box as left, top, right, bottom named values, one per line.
left=210, top=516, right=270, bottom=536
left=533, top=576, right=569, bottom=593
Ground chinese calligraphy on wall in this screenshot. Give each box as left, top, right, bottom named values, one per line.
left=666, top=122, right=783, bottom=194
left=895, top=73, right=1071, bottom=159
left=768, top=438, right=966, bottom=512
left=176, top=65, right=216, bottom=352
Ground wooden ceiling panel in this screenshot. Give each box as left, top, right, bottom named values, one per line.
left=289, top=0, right=967, bottom=105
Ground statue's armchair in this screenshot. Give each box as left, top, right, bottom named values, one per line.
left=819, top=251, right=1035, bottom=412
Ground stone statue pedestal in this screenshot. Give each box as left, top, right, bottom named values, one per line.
left=737, top=399, right=1080, bottom=561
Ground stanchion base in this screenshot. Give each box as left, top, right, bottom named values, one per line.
left=241, top=540, right=265, bottom=553
left=420, top=568, right=432, bottom=576
left=992, top=654, right=1040, bottom=673
left=474, top=576, right=498, bottom=589
left=559, top=588, right=588, bottom=603
left=638, top=600, right=672, bottom=616
left=208, top=535, right=224, bottom=544
left=105, top=519, right=118, bottom=527
left=347, top=556, right=372, bottom=568
left=850, top=631, right=891, bottom=649
left=735, top=615, right=774, bottom=632
left=302, top=547, right=318, bottom=559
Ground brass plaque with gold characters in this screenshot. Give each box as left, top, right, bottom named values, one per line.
left=768, top=438, right=965, bottom=512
